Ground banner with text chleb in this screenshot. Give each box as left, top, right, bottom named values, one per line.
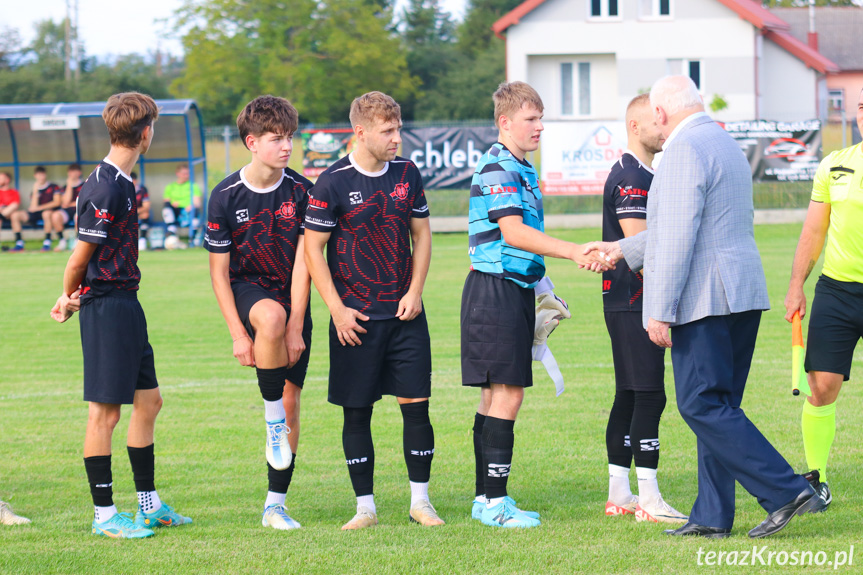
left=400, top=126, right=498, bottom=190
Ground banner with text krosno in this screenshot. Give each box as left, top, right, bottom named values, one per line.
left=400, top=126, right=498, bottom=190
left=540, top=121, right=627, bottom=195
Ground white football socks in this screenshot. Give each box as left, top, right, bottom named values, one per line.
left=357, top=494, right=376, bottom=514
left=137, top=490, right=162, bottom=514
left=265, top=491, right=286, bottom=509
left=409, top=481, right=429, bottom=506
left=94, top=505, right=118, bottom=524
left=608, top=464, right=633, bottom=503
left=264, top=399, right=286, bottom=422
left=636, top=467, right=660, bottom=504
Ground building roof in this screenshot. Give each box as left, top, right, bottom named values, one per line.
left=492, top=0, right=837, bottom=74
left=770, top=7, right=863, bottom=71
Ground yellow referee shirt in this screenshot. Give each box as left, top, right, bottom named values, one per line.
left=811, top=143, right=863, bottom=283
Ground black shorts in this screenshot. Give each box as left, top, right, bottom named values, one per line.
left=461, top=271, right=534, bottom=388
left=232, top=281, right=312, bottom=388
left=27, top=211, right=45, bottom=227
left=60, top=206, right=76, bottom=225
left=805, top=275, right=863, bottom=381
left=80, top=294, right=158, bottom=404
left=328, top=311, right=432, bottom=407
left=604, top=311, right=665, bottom=391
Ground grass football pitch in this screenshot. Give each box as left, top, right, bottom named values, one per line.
left=1, top=225, right=861, bottom=574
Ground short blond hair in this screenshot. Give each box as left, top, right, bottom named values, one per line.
left=102, top=92, right=159, bottom=149
left=349, top=91, right=401, bottom=128
left=493, top=81, right=544, bottom=128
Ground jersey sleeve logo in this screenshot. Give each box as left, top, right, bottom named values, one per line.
left=390, top=183, right=409, bottom=200
left=207, top=221, right=220, bottom=231
left=276, top=200, right=296, bottom=219
left=90, top=201, right=114, bottom=224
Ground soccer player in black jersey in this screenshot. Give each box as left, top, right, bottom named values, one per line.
left=51, top=92, right=192, bottom=539
left=304, top=91, right=442, bottom=529
left=602, top=94, right=686, bottom=524
left=131, top=171, right=151, bottom=250
left=10, top=166, right=61, bottom=251
left=205, top=96, right=313, bottom=530
left=51, top=163, right=84, bottom=251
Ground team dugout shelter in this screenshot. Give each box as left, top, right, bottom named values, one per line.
left=0, top=99, right=208, bottom=238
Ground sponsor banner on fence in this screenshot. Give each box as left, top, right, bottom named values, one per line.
left=722, top=120, right=822, bottom=182
left=540, top=121, right=627, bottom=195
left=400, top=126, right=498, bottom=190
left=301, top=129, right=355, bottom=179
left=541, top=119, right=822, bottom=194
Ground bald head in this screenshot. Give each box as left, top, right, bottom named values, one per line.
left=625, top=94, right=650, bottom=127
left=625, top=94, right=664, bottom=161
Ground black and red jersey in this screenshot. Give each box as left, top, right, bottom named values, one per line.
left=70, top=182, right=83, bottom=202
left=205, top=167, right=312, bottom=309
left=35, top=182, right=61, bottom=208
left=135, top=184, right=149, bottom=208
left=77, top=159, right=140, bottom=303
left=67, top=182, right=83, bottom=213
left=602, top=152, right=653, bottom=312
left=304, top=154, right=430, bottom=320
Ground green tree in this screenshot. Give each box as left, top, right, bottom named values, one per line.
left=0, top=19, right=174, bottom=106
left=398, top=0, right=457, bottom=119
left=0, top=26, right=24, bottom=70
left=455, top=0, right=521, bottom=58
left=419, top=0, right=521, bottom=120
left=171, top=0, right=417, bottom=125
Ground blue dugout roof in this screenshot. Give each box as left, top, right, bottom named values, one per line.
left=0, top=99, right=208, bottom=200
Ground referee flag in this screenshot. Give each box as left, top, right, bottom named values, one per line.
left=792, top=312, right=811, bottom=397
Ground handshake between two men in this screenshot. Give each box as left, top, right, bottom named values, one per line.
left=580, top=240, right=672, bottom=350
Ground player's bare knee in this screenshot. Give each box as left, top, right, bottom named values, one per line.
left=88, top=403, right=122, bottom=430
left=251, top=305, right=287, bottom=341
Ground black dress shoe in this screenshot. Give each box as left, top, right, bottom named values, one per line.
left=664, top=522, right=731, bottom=539
left=748, top=486, right=819, bottom=538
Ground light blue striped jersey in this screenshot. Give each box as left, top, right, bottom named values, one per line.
left=468, top=143, right=545, bottom=288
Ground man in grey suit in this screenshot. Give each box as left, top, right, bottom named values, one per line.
left=588, top=76, right=823, bottom=538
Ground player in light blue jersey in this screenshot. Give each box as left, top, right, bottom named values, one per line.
left=461, top=81, right=611, bottom=528
left=468, top=142, right=545, bottom=287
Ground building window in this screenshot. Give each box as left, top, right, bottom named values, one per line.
left=590, top=0, right=619, bottom=19
left=667, top=58, right=702, bottom=90
left=639, top=0, right=671, bottom=18
left=561, top=62, right=591, bottom=116
left=688, top=61, right=701, bottom=90
left=828, top=89, right=844, bottom=112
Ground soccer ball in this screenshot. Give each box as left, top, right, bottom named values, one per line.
left=164, top=235, right=186, bottom=250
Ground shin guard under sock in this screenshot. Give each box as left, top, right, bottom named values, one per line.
left=481, top=416, right=515, bottom=500
left=400, top=401, right=434, bottom=483
left=342, top=406, right=375, bottom=497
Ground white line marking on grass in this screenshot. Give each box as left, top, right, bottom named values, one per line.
left=0, top=377, right=325, bottom=401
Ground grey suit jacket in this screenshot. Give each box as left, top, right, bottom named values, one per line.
left=619, top=114, right=769, bottom=328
